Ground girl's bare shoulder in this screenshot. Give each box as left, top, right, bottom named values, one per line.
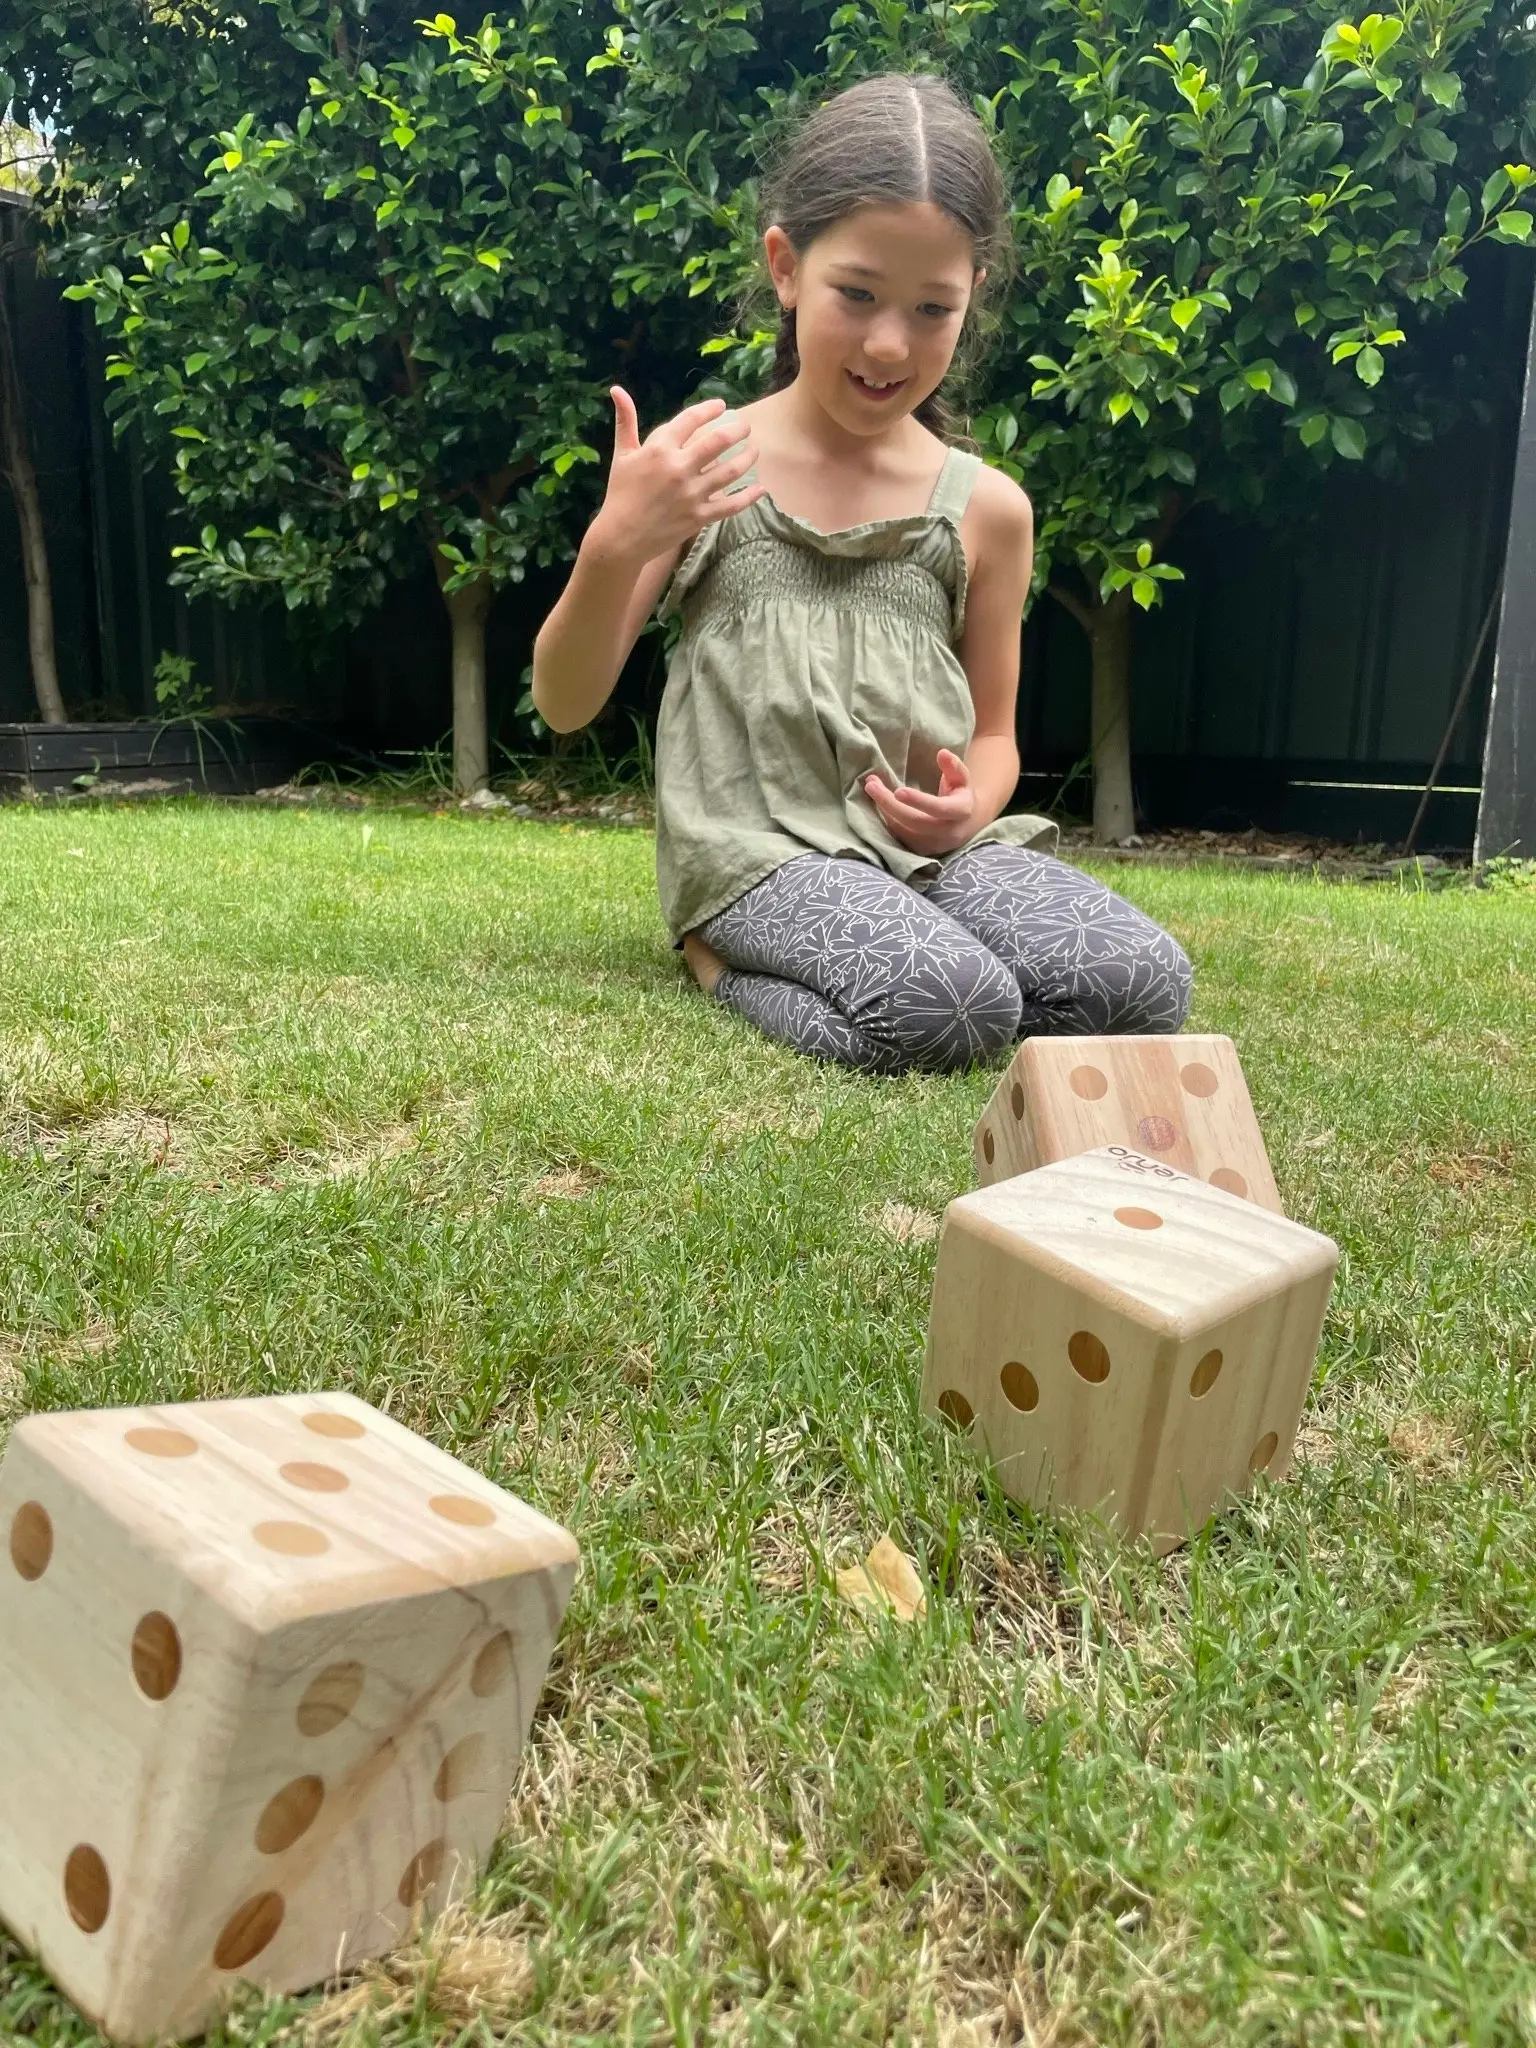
left=963, top=459, right=1034, bottom=570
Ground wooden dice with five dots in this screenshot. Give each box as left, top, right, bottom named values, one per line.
left=922, top=1147, right=1337, bottom=1550
left=973, top=1034, right=1284, bottom=1214
left=0, top=1393, right=577, bottom=2045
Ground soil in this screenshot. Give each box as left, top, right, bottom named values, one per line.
left=251, top=781, right=1472, bottom=881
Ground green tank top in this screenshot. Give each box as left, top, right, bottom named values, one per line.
left=653, top=444, right=1058, bottom=944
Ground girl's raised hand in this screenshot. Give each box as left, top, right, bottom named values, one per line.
left=864, top=748, right=978, bottom=856
left=589, top=387, right=766, bottom=566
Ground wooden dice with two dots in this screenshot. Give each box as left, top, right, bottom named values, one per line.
left=0, top=1393, right=578, bottom=2045
left=973, top=1034, right=1284, bottom=1213
left=922, top=1147, right=1337, bottom=1550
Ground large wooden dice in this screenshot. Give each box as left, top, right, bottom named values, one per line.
left=972, top=1034, right=1283, bottom=1214
left=0, top=1393, right=579, bottom=2044
left=922, top=1147, right=1337, bottom=1549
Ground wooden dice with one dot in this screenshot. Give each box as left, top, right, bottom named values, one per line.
left=973, top=1034, right=1283, bottom=1213
left=922, top=1147, right=1336, bottom=1549
left=0, top=1393, right=577, bottom=2044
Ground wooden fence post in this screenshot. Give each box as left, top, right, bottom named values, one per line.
left=1474, top=285, right=1536, bottom=864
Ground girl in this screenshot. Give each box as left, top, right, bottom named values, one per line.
left=532, top=72, right=1192, bottom=1075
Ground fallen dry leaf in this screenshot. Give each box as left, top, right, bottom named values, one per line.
left=835, top=1535, right=927, bottom=1622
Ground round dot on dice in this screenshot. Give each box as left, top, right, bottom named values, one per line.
left=253, top=1521, right=329, bottom=1557
left=1137, top=1114, right=1177, bottom=1152
left=1009, top=1082, right=1025, bottom=1120
left=131, top=1612, right=182, bottom=1700
left=213, top=1891, right=285, bottom=1971
left=430, top=1495, right=495, bottom=1528
left=280, top=1461, right=349, bottom=1494
left=125, top=1427, right=198, bottom=1459
left=398, top=1838, right=447, bottom=1909
left=1249, top=1431, right=1280, bottom=1473
left=10, top=1502, right=53, bottom=1581
left=1189, top=1350, right=1223, bottom=1399
left=1114, top=1206, right=1163, bottom=1231
left=470, top=1632, right=515, bottom=1699
left=434, top=1734, right=488, bottom=1802
left=1068, top=1332, right=1111, bottom=1383
left=1210, top=1167, right=1249, bottom=1199
left=1069, top=1064, right=1108, bottom=1100
left=64, top=1846, right=111, bottom=1933
left=1000, top=1361, right=1038, bottom=1412
left=981, top=1128, right=995, bottom=1166
left=255, top=1776, right=325, bottom=1855
left=1180, top=1062, right=1219, bottom=1098
left=303, top=1412, right=366, bottom=1440
left=937, top=1389, right=974, bottom=1430
left=297, top=1661, right=365, bottom=1736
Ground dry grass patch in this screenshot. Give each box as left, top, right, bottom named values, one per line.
left=523, top=1163, right=603, bottom=1203
left=872, top=1200, right=941, bottom=1245
left=2, top=1106, right=183, bottom=1171
left=1387, top=1412, right=1465, bottom=1478
left=295, top=1906, right=532, bottom=2046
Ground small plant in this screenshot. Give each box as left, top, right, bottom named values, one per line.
left=152, top=651, right=210, bottom=717
left=1479, top=855, right=1536, bottom=893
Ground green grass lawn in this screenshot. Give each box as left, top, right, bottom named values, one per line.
left=1, top=804, right=1533, bottom=2048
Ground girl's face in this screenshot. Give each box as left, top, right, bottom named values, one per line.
left=765, top=201, right=980, bottom=436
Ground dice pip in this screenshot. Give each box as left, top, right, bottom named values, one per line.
left=0, top=1393, right=578, bottom=2043
left=922, top=1147, right=1336, bottom=1549
left=972, top=1033, right=1284, bottom=1213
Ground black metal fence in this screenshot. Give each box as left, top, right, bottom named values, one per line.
left=1, top=188, right=1525, bottom=843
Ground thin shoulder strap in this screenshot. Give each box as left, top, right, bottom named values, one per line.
left=925, top=446, right=984, bottom=522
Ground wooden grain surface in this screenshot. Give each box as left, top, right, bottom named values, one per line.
left=0, top=1394, right=578, bottom=2043
left=973, top=1034, right=1284, bottom=1215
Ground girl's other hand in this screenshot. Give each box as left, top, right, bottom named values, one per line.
left=864, top=748, right=977, bottom=855
left=587, top=387, right=766, bottom=567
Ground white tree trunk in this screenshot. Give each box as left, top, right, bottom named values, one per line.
left=1089, top=593, right=1135, bottom=845
left=444, top=578, right=493, bottom=795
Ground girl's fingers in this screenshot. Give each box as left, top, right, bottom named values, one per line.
left=699, top=440, right=757, bottom=490
left=657, top=396, right=728, bottom=449
left=702, top=480, right=769, bottom=521
left=609, top=385, right=642, bottom=454
left=690, top=414, right=753, bottom=468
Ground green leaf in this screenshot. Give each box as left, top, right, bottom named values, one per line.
left=1444, top=186, right=1471, bottom=239
left=1131, top=575, right=1158, bottom=607
left=1262, top=95, right=1287, bottom=142
left=1295, top=302, right=1316, bottom=328
left=351, top=463, right=371, bottom=480
left=1422, top=71, right=1460, bottom=108
left=1299, top=413, right=1330, bottom=447
left=1418, top=124, right=1456, bottom=166
left=1356, top=345, right=1384, bottom=385
left=1331, top=416, right=1367, bottom=459
left=1107, top=391, right=1134, bottom=423
left=1482, top=167, right=1511, bottom=213
left=183, top=352, right=209, bottom=375
left=378, top=491, right=400, bottom=509
left=995, top=412, right=1019, bottom=454
left=1171, top=297, right=1201, bottom=331
left=1268, top=366, right=1297, bottom=405
left=1045, top=172, right=1071, bottom=209
left=1493, top=210, right=1533, bottom=241
left=1219, top=376, right=1247, bottom=412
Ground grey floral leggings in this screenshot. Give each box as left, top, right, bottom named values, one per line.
left=697, top=846, right=1192, bottom=1075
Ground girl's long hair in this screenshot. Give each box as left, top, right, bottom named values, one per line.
left=756, top=73, right=1012, bottom=441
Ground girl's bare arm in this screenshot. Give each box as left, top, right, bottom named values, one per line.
left=531, top=536, right=680, bottom=735
left=532, top=390, right=764, bottom=734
